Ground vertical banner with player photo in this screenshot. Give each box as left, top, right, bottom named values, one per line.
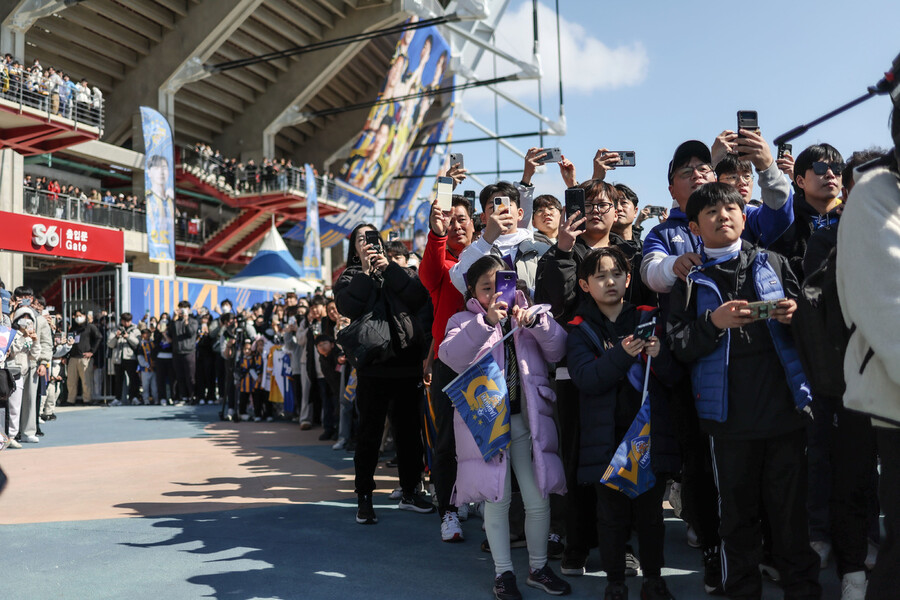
left=140, top=107, right=175, bottom=263
left=340, top=18, right=450, bottom=196
left=298, top=164, right=323, bottom=279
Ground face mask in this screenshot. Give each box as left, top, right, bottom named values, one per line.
left=18, top=319, right=34, bottom=330
left=75, top=316, right=86, bottom=324
left=222, top=305, right=231, bottom=313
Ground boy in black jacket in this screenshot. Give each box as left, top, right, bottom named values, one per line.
left=667, top=183, right=821, bottom=599
left=567, top=247, right=680, bottom=600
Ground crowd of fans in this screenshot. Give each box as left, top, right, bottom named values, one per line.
left=4, top=108, right=899, bottom=600
left=1, top=55, right=103, bottom=126
left=185, top=142, right=336, bottom=198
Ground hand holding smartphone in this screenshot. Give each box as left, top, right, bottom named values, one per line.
left=746, top=299, right=782, bottom=321
left=495, top=270, right=517, bottom=310
left=364, top=230, right=382, bottom=254
left=564, top=187, right=586, bottom=231
left=537, top=148, right=562, bottom=164
left=436, top=176, right=453, bottom=211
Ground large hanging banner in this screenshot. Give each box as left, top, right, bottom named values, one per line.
left=286, top=178, right=377, bottom=249
left=129, top=274, right=284, bottom=320
left=339, top=17, right=450, bottom=196
left=297, top=164, right=323, bottom=279
left=140, top=107, right=175, bottom=263
left=381, top=112, right=451, bottom=233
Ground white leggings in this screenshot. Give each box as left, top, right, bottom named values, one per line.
left=483, top=412, right=550, bottom=575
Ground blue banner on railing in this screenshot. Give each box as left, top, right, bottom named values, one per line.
left=298, top=164, right=323, bottom=279
left=129, top=275, right=286, bottom=320
left=140, top=107, right=175, bottom=264
left=286, top=178, right=376, bottom=249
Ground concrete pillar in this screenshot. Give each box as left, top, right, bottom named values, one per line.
left=0, top=148, right=24, bottom=287
left=0, top=25, right=24, bottom=58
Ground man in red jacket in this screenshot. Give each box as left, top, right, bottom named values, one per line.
left=419, top=186, right=475, bottom=543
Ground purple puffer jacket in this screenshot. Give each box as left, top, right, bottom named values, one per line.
left=438, top=292, right=567, bottom=504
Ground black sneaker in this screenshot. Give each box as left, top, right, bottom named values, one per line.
left=605, top=581, right=628, bottom=600
left=356, top=494, right=377, bottom=525
left=702, top=546, right=724, bottom=595
left=560, top=554, right=586, bottom=576
left=548, top=533, right=565, bottom=559
left=526, top=564, right=572, bottom=596
left=640, top=577, right=674, bottom=600
left=398, top=492, right=436, bottom=514
left=625, top=545, right=640, bottom=577
left=494, top=571, right=522, bottom=600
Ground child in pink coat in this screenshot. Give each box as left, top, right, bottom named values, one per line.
left=439, top=255, right=570, bottom=600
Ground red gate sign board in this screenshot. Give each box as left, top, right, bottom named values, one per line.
left=0, top=211, right=125, bottom=264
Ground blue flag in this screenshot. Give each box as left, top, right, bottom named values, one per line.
left=297, top=164, right=322, bottom=279
left=600, top=359, right=655, bottom=498
left=413, top=201, right=431, bottom=234
left=443, top=350, right=511, bottom=462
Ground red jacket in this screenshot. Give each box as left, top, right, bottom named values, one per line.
left=419, top=230, right=464, bottom=356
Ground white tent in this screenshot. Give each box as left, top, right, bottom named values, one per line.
left=228, top=225, right=319, bottom=295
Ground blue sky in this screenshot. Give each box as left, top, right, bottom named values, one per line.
left=446, top=0, right=900, bottom=214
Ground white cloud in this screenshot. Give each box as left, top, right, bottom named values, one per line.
left=460, top=1, right=649, bottom=103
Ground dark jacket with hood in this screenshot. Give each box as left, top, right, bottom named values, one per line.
left=566, top=300, right=682, bottom=483
left=334, top=257, right=429, bottom=378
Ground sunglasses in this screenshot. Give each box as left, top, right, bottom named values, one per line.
left=811, top=161, right=844, bottom=176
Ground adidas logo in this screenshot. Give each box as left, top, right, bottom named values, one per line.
left=671, top=235, right=684, bottom=243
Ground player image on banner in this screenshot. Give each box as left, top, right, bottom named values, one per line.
left=298, top=164, right=322, bottom=280
left=140, top=107, right=175, bottom=263
left=340, top=18, right=450, bottom=196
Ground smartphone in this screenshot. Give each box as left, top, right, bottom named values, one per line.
left=288, top=316, right=297, bottom=326
left=493, top=196, right=511, bottom=212
left=463, top=189, right=476, bottom=213
left=364, top=230, right=382, bottom=253
left=436, top=176, right=453, bottom=211
left=607, top=151, right=636, bottom=167
left=564, top=187, right=586, bottom=231
left=449, top=153, right=464, bottom=169
left=778, top=143, right=792, bottom=160
left=746, top=299, right=782, bottom=321
left=633, top=320, right=656, bottom=341
left=538, top=147, right=562, bottom=164
left=737, top=110, right=759, bottom=138
left=495, top=270, right=517, bottom=310
left=647, top=205, right=666, bottom=217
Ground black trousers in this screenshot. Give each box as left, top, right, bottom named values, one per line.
left=710, top=429, right=821, bottom=600
left=557, top=378, right=598, bottom=560
left=195, top=350, right=217, bottom=402
left=595, top=477, right=667, bottom=583
left=870, top=427, right=900, bottom=600
left=172, top=352, right=196, bottom=401
left=670, top=380, right=720, bottom=550
left=155, top=358, right=175, bottom=401
left=291, top=374, right=303, bottom=417
left=215, top=355, right=226, bottom=401
left=430, top=358, right=459, bottom=515
left=115, top=359, right=140, bottom=401
left=354, top=374, right=424, bottom=496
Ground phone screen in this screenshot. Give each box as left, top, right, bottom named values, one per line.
left=564, top=187, right=586, bottom=231
left=737, top=110, right=759, bottom=135
left=633, top=320, right=656, bottom=341
left=495, top=271, right=517, bottom=310
left=364, top=230, right=381, bottom=253
left=436, top=176, right=453, bottom=211
left=610, top=151, right=636, bottom=167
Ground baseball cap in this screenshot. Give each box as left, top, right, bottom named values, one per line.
left=667, top=140, right=712, bottom=184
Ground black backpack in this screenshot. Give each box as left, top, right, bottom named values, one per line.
left=792, top=246, right=851, bottom=399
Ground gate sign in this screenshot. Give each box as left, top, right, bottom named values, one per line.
left=0, top=211, right=124, bottom=263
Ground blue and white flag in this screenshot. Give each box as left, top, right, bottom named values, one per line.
left=600, top=357, right=655, bottom=498
left=413, top=201, right=431, bottom=234
left=443, top=350, right=510, bottom=462
left=298, top=164, right=322, bottom=279
left=0, top=325, right=17, bottom=363
left=287, top=179, right=376, bottom=249
left=140, top=106, right=175, bottom=263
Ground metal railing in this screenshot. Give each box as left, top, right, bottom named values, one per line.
left=0, top=74, right=104, bottom=131
left=179, top=145, right=341, bottom=202
left=23, top=187, right=208, bottom=242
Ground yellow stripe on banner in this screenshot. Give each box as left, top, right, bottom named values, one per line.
left=193, top=284, right=212, bottom=312
left=163, top=279, right=170, bottom=315
left=210, top=285, right=217, bottom=312
left=153, top=278, right=160, bottom=317
left=183, top=280, right=190, bottom=302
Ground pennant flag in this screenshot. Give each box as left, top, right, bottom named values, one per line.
left=443, top=350, right=510, bottom=462
left=600, top=358, right=656, bottom=498
left=0, top=325, right=16, bottom=363
left=298, top=164, right=323, bottom=279
left=342, top=368, right=357, bottom=405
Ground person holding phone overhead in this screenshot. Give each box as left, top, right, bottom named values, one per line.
left=335, top=223, right=434, bottom=526
left=420, top=166, right=478, bottom=542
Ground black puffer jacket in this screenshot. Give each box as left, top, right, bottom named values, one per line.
left=566, top=300, right=682, bottom=484
left=335, top=262, right=429, bottom=377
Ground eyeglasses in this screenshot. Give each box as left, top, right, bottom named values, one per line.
left=811, top=161, right=845, bottom=176
left=585, top=202, right=615, bottom=215
left=718, top=172, right=753, bottom=184
left=675, top=164, right=713, bottom=180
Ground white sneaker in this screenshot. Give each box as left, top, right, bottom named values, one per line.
left=441, top=511, right=464, bottom=542
left=131, top=397, right=142, bottom=405
left=110, top=399, right=122, bottom=406
left=38, top=417, right=45, bottom=424
left=811, top=540, right=832, bottom=569
left=239, top=413, right=249, bottom=421
left=253, top=416, right=262, bottom=422
left=198, top=399, right=206, bottom=405
left=457, top=503, right=469, bottom=521
left=389, top=487, right=403, bottom=500
left=7, top=438, right=22, bottom=449
left=669, top=481, right=683, bottom=518
left=840, top=571, right=867, bottom=600
left=332, top=438, right=347, bottom=450
left=21, top=434, right=40, bottom=443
